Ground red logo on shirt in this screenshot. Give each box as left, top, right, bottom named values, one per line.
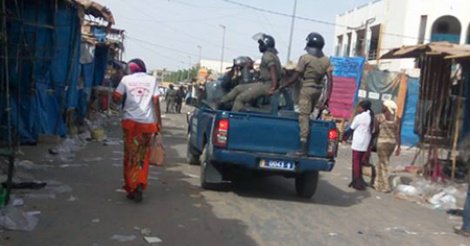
left=130, top=87, right=150, bottom=97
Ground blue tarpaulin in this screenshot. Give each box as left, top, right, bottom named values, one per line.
left=0, top=0, right=81, bottom=143
left=330, top=57, right=366, bottom=90
left=401, top=77, right=420, bottom=146
left=93, top=46, right=109, bottom=86
left=329, top=57, right=366, bottom=119
left=77, top=63, right=95, bottom=119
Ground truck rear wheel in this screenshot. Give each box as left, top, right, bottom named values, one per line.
left=200, top=146, right=210, bottom=189
left=295, top=171, right=319, bottom=199
left=200, top=146, right=222, bottom=190
left=187, top=133, right=200, bottom=165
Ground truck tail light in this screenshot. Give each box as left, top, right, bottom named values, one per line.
left=213, top=118, right=229, bottom=148
left=327, top=128, right=338, bottom=158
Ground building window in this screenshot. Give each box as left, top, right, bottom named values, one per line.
left=431, top=15, right=461, bottom=44
left=345, top=33, right=352, bottom=57
left=368, top=24, right=381, bottom=60
left=418, top=15, right=428, bottom=44
left=355, top=29, right=365, bottom=57
left=336, top=35, right=343, bottom=56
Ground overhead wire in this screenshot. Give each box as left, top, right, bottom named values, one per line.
left=118, top=11, right=245, bottom=24
left=219, top=0, right=429, bottom=42
left=126, top=38, right=188, bottom=65
left=126, top=35, right=200, bottom=57
left=118, top=0, right=252, bottom=53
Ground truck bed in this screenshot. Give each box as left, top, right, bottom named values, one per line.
left=224, top=111, right=335, bottom=158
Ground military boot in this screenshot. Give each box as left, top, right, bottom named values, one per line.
left=288, top=141, right=308, bottom=157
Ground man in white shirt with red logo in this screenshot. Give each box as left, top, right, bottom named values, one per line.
left=112, top=58, right=162, bottom=203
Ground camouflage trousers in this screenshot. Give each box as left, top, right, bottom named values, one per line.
left=374, top=142, right=396, bottom=192
left=299, top=86, right=322, bottom=142
left=232, top=82, right=271, bottom=112
left=220, top=83, right=253, bottom=104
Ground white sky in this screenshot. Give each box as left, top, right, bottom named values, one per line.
left=97, top=0, right=370, bottom=70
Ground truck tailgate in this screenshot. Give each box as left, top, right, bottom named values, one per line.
left=226, top=112, right=334, bottom=158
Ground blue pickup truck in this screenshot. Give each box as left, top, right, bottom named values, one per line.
left=186, top=79, right=338, bottom=198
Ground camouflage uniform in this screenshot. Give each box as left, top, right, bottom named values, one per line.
left=220, top=83, right=253, bottom=105
left=165, top=88, right=177, bottom=113
left=295, top=54, right=331, bottom=142
left=232, top=50, right=282, bottom=112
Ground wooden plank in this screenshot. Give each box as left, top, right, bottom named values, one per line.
left=396, top=73, right=408, bottom=120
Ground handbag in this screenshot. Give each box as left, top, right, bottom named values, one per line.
left=361, top=148, right=376, bottom=185
left=370, top=136, right=378, bottom=152
left=370, top=117, right=379, bottom=152
left=149, top=134, right=165, bottom=166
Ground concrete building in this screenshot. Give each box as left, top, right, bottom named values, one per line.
left=200, top=59, right=232, bottom=74
left=334, top=0, right=470, bottom=72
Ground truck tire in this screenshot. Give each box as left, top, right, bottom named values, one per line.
left=200, top=146, right=215, bottom=189
left=200, top=145, right=229, bottom=190
left=295, top=171, right=319, bottom=199
left=187, top=134, right=200, bottom=165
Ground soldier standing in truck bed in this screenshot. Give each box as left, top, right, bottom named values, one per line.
left=280, top=32, right=333, bottom=156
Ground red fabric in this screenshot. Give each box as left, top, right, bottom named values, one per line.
left=100, top=95, right=109, bottom=110
left=112, top=91, right=122, bottom=102
left=329, top=76, right=357, bottom=119
left=129, top=62, right=142, bottom=74
left=121, top=120, right=160, bottom=193
left=352, top=150, right=366, bottom=179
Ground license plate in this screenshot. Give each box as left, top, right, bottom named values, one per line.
left=259, top=159, right=296, bottom=171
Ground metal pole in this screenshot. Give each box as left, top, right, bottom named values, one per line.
left=2, top=0, right=11, bottom=148
left=187, top=56, right=191, bottom=82
left=197, top=45, right=202, bottom=68
left=287, top=0, right=298, bottom=63
left=219, top=24, right=226, bottom=74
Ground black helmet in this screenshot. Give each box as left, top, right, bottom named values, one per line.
left=254, top=33, right=275, bottom=52
left=306, top=32, right=325, bottom=49
left=258, top=34, right=275, bottom=48
left=233, top=56, right=254, bottom=68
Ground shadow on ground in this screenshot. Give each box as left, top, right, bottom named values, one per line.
left=0, top=114, right=258, bottom=246
left=227, top=174, right=370, bottom=207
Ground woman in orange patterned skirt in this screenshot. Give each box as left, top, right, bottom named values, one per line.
left=112, top=58, right=162, bottom=202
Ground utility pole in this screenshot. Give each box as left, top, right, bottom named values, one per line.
left=197, top=45, right=202, bottom=68
left=186, top=56, right=192, bottom=83
left=286, top=0, right=298, bottom=64
left=219, top=24, right=226, bottom=74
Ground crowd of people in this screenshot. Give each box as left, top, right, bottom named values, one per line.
left=164, top=84, right=187, bottom=114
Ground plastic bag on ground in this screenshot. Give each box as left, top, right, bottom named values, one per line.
left=144, top=236, right=162, bottom=244
left=395, top=185, right=420, bottom=197
left=428, top=191, right=457, bottom=210
left=15, top=160, right=45, bottom=170
left=0, top=206, right=39, bottom=231
left=110, top=234, right=136, bottom=242
left=48, top=137, right=86, bottom=162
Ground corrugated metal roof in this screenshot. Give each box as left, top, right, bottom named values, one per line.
left=380, top=42, right=470, bottom=60
left=68, top=0, right=115, bottom=25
